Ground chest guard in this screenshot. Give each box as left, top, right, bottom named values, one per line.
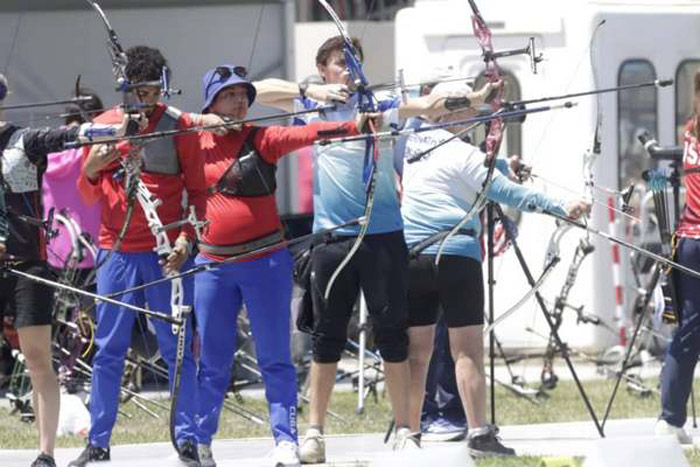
left=139, top=106, right=181, bottom=175
left=213, top=128, right=277, bottom=197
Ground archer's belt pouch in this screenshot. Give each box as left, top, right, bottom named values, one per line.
left=199, top=230, right=284, bottom=257
left=212, top=150, right=277, bottom=197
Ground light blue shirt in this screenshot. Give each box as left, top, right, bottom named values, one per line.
left=400, top=121, right=567, bottom=261
left=295, top=94, right=403, bottom=235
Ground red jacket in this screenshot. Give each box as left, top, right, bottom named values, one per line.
left=200, top=121, right=357, bottom=261
left=77, top=104, right=206, bottom=252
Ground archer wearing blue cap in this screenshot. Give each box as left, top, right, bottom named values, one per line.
left=201, top=65, right=256, bottom=114
left=191, top=64, right=373, bottom=467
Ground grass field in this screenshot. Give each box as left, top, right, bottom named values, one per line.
left=2, top=377, right=700, bottom=466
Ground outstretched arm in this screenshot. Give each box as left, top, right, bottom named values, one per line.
left=254, top=78, right=351, bottom=112
left=399, top=81, right=499, bottom=120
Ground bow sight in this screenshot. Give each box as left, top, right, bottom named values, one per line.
left=483, top=37, right=544, bottom=74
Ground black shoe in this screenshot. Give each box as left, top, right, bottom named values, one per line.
left=467, top=425, right=516, bottom=458
left=177, top=439, right=201, bottom=467
left=67, top=445, right=110, bottom=467
left=30, top=453, right=56, bottom=467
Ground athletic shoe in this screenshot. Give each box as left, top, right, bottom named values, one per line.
left=392, top=427, right=421, bottom=450
left=30, top=453, right=56, bottom=467
left=422, top=418, right=467, bottom=442
left=467, top=425, right=516, bottom=458
left=177, top=439, right=201, bottom=466
left=273, top=440, right=301, bottom=467
left=655, top=419, right=693, bottom=444
left=198, top=444, right=217, bottom=467
left=67, top=445, right=110, bottom=466
left=299, top=428, right=325, bottom=464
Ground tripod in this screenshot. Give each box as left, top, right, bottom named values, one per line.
left=489, top=202, right=604, bottom=436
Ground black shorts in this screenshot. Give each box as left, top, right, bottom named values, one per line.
left=0, top=261, right=55, bottom=328
left=310, top=230, right=409, bottom=363
left=408, top=254, right=484, bottom=328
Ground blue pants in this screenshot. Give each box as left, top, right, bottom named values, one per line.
left=661, top=237, right=700, bottom=427
left=194, top=249, right=298, bottom=445
left=421, top=314, right=466, bottom=428
left=89, top=251, right=197, bottom=448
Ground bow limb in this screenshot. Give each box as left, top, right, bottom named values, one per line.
left=134, top=179, right=192, bottom=454
left=316, top=0, right=380, bottom=301
left=434, top=0, right=505, bottom=265
left=85, top=3, right=184, bottom=451
left=544, top=222, right=574, bottom=267
left=482, top=255, right=561, bottom=335
left=85, top=0, right=141, bottom=133
left=82, top=1, right=139, bottom=279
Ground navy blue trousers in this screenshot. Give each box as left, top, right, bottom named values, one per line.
left=660, top=237, right=700, bottom=427
left=421, top=314, right=466, bottom=427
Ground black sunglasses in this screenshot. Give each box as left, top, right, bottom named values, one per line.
left=205, top=66, right=248, bottom=97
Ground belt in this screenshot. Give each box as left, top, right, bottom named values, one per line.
left=199, top=230, right=284, bottom=257
left=408, top=228, right=477, bottom=258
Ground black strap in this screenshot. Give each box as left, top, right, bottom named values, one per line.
left=408, top=228, right=477, bottom=259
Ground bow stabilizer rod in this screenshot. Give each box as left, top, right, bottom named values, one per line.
left=64, top=104, right=339, bottom=148
left=506, top=79, right=673, bottom=109
left=0, top=96, right=94, bottom=112
left=318, top=101, right=576, bottom=149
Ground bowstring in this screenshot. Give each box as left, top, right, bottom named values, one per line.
left=247, top=4, right=265, bottom=73
left=2, top=7, right=24, bottom=75
left=530, top=173, right=640, bottom=225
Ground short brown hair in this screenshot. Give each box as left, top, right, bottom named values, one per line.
left=695, top=70, right=700, bottom=94
left=315, top=35, right=364, bottom=66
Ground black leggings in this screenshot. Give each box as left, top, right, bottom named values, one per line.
left=310, top=231, right=409, bottom=363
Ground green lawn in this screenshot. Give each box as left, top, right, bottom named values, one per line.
left=1, top=377, right=699, bottom=466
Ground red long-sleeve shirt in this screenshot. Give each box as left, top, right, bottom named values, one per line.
left=77, top=104, right=206, bottom=252
left=679, top=119, right=700, bottom=238
left=199, top=122, right=357, bottom=261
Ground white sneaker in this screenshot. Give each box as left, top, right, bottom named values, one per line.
left=198, top=444, right=216, bottom=467
left=299, top=428, right=326, bottom=464
left=655, top=419, right=693, bottom=445
left=422, top=418, right=467, bottom=442
left=273, top=440, right=301, bottom=467
left=392, top=427, right=421, bottom=450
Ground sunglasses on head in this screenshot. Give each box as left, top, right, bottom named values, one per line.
left=205, top=66, right=248, bottom=96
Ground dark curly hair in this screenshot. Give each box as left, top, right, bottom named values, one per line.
left=125, top=45, right=168, bottom=84
left=64, top=87, right=104, bottom=126
left=315, top=35, right=364, bottom=67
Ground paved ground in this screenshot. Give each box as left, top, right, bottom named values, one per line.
left=1, top=417, right=694, bottom=466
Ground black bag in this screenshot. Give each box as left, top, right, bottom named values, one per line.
left=293, top=246, right=315, bottom=334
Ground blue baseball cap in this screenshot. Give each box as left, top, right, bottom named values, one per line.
left=201, top=65, right=256, bottom=113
